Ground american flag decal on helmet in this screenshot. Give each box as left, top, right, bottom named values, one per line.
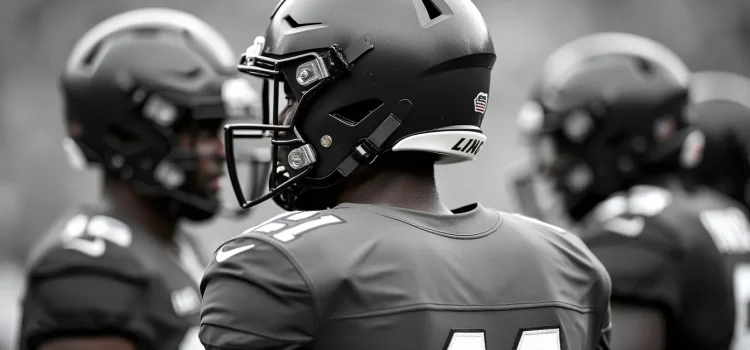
left=474, top=92, right=488, bottom=114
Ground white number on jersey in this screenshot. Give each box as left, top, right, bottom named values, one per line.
left=732, top=264, right=750, bottom=350
left=61, top=214, right=133, bottom=247
left=60, top=215, right=133, bottom=257
left=241, top=211, right=344, bottom=243
left=445, top=331, right=485, bottom=350
left=699, top=207, right=750, bottom=255
left=443, top=328, right=561, bottom=350
left=516, top=328, right=562, bottom=350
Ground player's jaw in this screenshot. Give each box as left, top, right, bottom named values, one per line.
left=203, top=170, right=224, bottom=195
left=195, top=145, right=226, bottom=195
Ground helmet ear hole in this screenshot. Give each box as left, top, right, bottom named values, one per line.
left=104, top=124, right=145, bottom=156
left=329, top=99, right=384, bottom=126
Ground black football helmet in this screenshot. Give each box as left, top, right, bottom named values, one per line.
left=513, top=32, right=703, bottom=221
left=688, top=71, right=750, bottom=207
left=61, top=8, right=269, bottom=221
left=224, top=0, right=496, bottom=211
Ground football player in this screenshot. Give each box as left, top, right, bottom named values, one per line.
left=688, top=71, right=750, bottom=208
left=514, top=32, right=744, bottom=350
left=19, top=8, right=267, bottom=350
left=687, top=70, right=750, bottom=350
left=199, top=0, right=612, bottom=349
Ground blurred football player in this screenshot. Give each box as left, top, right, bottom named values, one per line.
left=688, top=71, right=750, bottom=208
left=687, top=70, right=750, bottom=350
left=199, top=0, right=612, bottom=349
left=514, top=32, right=748, bottom=350
left=19, top=8, right=267, bottom=350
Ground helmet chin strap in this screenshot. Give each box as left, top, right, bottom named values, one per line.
left=271, top=168, right=341, bottom=211
left=274, top=99, right=413, bottom=211
left=335, top=99, right=413, bottom=176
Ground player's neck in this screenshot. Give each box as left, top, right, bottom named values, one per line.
left=336, top=165, right=452, bottom=215
left=102, top=178, right=179, bottom=244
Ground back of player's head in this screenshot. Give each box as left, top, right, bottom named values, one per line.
left=688, top=71, right=750, bottom=207
left=516, top=32, right=702, bottom=220
left=61, top=8, right=265, bottom=221
left=224, top=0, right=497, bottom=211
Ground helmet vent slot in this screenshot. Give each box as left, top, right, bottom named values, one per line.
left=82, top=43, right=102, bottom=67
left=329, top=99, right=384, bottom=126
left=284, top=15, right=322, bottom=29
left=421, top=0, right=443, bottom=20
left=413, top=0, right=453, bottom=28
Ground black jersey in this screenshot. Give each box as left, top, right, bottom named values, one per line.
left=579, top=183, right=750, bottom=350
left=200, top=203, right=612, bottom=350
left=19, top=204, right=207, bottom=350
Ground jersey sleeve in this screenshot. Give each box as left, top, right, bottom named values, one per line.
left=574, top=229, right=613, bottom=350
left=199, top=235, right=315, bottom=350
left=20, top=241, right=154, bottom=350
left=582, top=225, right=682, bottom=315
left=597, top=304, right=612, bottom=350
left=508, top=213, right=614, bottom=349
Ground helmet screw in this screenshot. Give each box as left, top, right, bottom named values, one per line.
left=289, top=150, right=304, bottom=168
left=111, top=154, right=125, bottom=169
left=320, top=135, right=332, bottom=148
left=297, top=68, right=310, bottom=84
